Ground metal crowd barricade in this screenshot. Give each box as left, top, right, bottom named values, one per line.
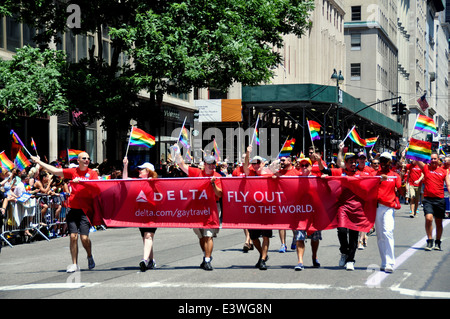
left=0, top=192, right=69, bottom=248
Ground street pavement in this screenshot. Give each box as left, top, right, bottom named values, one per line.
left=0, top=203, right=449, bottom=304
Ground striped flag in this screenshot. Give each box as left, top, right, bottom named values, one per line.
left=14, top=149, right=31, bottom=171
left=213, top=139, right=221, bottom=162
left=406, top=138, right=432, bottom=163
left=348, top=127, right=367, bottom=147
left=365, top=136, right=378, bottom=148
left=307, top=120, right=321, bottom=141
left=0, top=151, right=14, bottom=171
left=68, top=149, right=83, bottom=161
left=414, top=114, right=437, bottom=135
left=417, top=93, right=429, bottom=112
left=278, top=138, right=295, bottom=158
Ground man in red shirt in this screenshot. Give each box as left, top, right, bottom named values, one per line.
left=309, top=146, right=327, bottom=176
left=243, top=145, right=273, bottom=270
left=372, top=152, right=401, bottom=273
left=416, top=152, right=450, bottom=251
left=315, top=152, right=361, bottom=271
left=31, top=152, right=97, bottom=273
left=177, top=153, right=222, bottom=270
left=274, top=156, right=300, bottom=253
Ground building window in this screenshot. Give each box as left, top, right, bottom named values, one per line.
left=351, top=6, right=361, bottom=21
left=351, top=63, right=361, bottom=80
left=6, top=16, right=20, bottom=52
left=351, top=33, right=361, bottom=50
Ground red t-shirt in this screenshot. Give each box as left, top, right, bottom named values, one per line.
left=330, top=168, right=358, bottom=177
left=232, top=165, right=253, bottom=176
left=357, top=165, right=374, bottom=176
left=406, top=163, right=423, bottom=186
left=63, top=167, right=99, bottom=209
left=188, top=167, right=222, bottom=201
left=278, top=167, right=301, bottom=176
left=311, top=160, right=327, bottom=177
left=374, top=170, right=401, bottom=208
left=246, top=168, right=273, bottom=177
left=422, top=165, right=447, bottom=198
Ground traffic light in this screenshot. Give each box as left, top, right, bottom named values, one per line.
left=193, top=111, right=199, bottom=120
left=391, top=102, right=398, bottom=115
left=398, top=103, right=407, bottom=115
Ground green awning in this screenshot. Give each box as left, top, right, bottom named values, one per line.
left=242, top=83, right=403, bottom=135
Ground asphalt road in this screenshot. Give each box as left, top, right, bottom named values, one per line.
left=0, top=203, right=449, bottom=305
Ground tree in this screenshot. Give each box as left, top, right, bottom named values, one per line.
left=0, top=0, right=315, bottom=158
left=0, top=46, right=68, bottom=119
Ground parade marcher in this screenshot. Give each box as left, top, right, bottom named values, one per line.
left=123, top=157, right=158, bottom=272
left=31, top=152, right=97, bottom=273
left=243, top=145, right=273, bottom=270
left=308, top=146, right=327, bottom=176
left=176, top=151, right=222, bottom=271
left=293, top=157, right=322, bottom=270
left=232, top=154, right=254, bottom=253
left=415, top=152, right=450, bottom=251
left=315, top=151, right=362, bottom=271
left=372, top=152, right=401, bottom=273
left=274, top=156, right=300, bottom=252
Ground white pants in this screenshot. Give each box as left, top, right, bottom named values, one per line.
left=375, top=204, right=395, bottom=268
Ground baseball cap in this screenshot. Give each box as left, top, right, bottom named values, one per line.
left=250, top=156, right=264, bottom=164
left=138, top=162, right=155, bottom=171
left=299, top=158, right=312, bottom=166
left=204, top=155, right=216, bottom=164
left=344, top=153, right=357, bottom=161
left=357, top=151, right=366, bottom=158
left=380, top=152, right=392, bottom=161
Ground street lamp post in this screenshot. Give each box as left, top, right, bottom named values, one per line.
left=331, top=68, right=344, bottom=145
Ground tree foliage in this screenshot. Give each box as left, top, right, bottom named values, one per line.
left=0, top=0, right=315, bottom=128
left=0, top=46, right=68, bottom=119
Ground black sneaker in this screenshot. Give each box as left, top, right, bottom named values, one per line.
left=425, top=239, right=434, bottom=251
left=259, top=259, right=267, bottom=270
left=433, top=240, right=442, bottom=251
left=139, top=260, right=148, bottom=272
left=200, top=258, right=213, bottom=271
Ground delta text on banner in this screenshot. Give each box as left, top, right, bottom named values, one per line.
left=73, top=178, right=220, bottom=228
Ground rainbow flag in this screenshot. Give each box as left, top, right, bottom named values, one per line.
left=31, top=138, right=37, bottom=152
left=0, top=151, right=14, bottom=171
left=406, top=138, right=432, bottom=163
left=14, top=149, right=31, bottom=170
left=348, top=127, right=367, bottom=147
left=129, top=127, right=155, bottom=149
left=213, top=139, right=221, bottom=162
left=68, top=149, right=83, bottom=161
left=414, top=114, right=437, bottom=135
left=253, top=128, right=260, bottom=146
left=278, top=138, right=295, bottom=158
left=365, top=136, right=378, bottom=148
left=308, top=120, right=321, bottom=141
left=179, top=127, right=190, bottom=148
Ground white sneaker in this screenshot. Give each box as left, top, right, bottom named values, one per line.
left=339, top=254, right=347, bottom=267
left=345, top=261, right=355, bottom=271
left=66, top=264, right=80, bottom=273
left=384, top=265, right=394, bottom=273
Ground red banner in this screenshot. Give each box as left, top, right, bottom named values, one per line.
left=221, top=176, right=380, bottom=232
left=73, top=176, right=380, bottom=232
left=74, top=178, right=220, bottom=228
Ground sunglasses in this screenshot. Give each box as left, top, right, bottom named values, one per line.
left=81, top=157, right=90, bottom=161
left=300, top=164, right=310, bottom=168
